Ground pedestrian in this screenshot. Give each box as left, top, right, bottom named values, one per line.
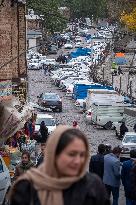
left=28, top=119, right=35, bottom=140
left=133, top=124, right=136, bottom=132
left=39, top=121, right=48, bottom=143
left=105, top=144, right=112, bottom=155
left=89, top=144, right=105, bottom=179
left=14, top=151, right=34, bottom=180
left=36, top=143, right=46, bottom=167
left=120, top=122, right=128, bottom=139
left=118, top=66, right=123, bottom=75
left=24, top=122, right=29, bottom=137
left=130, top=163, right=136, bottom=204
left=121, top=149, right=136, bottom=205
left=10, top=125, right=110, bottom=205
left=103, top=146, right=122, bottom=205
left=72, top=120, right=80, bottom=129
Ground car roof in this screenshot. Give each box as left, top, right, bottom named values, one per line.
left=43, top=93, right=58, bottom=95
left=36, top=113, right=53, bottom=119
left=125, top=132, right=136, bottom=136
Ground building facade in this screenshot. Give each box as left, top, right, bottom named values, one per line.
left=0, top=0, right=27, bottom=103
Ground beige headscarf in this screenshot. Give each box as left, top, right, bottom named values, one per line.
left=13, top=125, right=89, bottom=205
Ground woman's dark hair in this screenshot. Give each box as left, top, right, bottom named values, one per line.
left=21, top=151, right=31, bottom=161
left=55, top=129, right=88, bottom=156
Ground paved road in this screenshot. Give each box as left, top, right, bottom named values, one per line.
left=28, top=69, right=125, bottom=205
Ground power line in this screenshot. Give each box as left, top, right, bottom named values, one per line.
left=0, top=43, right=43, bottom=70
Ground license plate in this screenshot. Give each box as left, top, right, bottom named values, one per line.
left=50, top=106, right=56, bottom=108
left=131, top=147, right=136, bottom=150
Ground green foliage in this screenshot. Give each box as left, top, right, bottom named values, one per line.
left=26, top=0, right=67, bottom=33
left=60, top=0, right=108, bottom=19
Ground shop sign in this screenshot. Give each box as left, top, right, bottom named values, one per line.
left=0, top=80, right=12, bottom=101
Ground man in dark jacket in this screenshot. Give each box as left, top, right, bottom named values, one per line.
left=103, top=146, right=122, bottom=205
left=36, top=143, right=46, bottom=167
left=120, top=122, right=128, bottom=139
left=89, top=144, right=105, bottom=179
left=121, top=149, right=136, bottom=205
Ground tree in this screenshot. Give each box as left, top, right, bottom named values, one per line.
left=106, top=0, right=136, bottom=21
left=26, top=0, right=67, bottom=33
left=121, top=7, right=136, bottom=31
left=60, top=0, right=108, bottom=20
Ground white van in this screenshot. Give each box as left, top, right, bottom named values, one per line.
left=0, top=156, right=11, bottom=205
left=91, top=103, right=130, bottom=129
left=86, top=89, right=124, bottom=110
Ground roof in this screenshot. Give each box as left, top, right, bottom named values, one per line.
left=36, top=113, right=53, bottom=119
left=27, top=30, right=42, bottom=39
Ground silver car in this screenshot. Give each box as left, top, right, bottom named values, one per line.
left=121, top=132, right=136, bottom=159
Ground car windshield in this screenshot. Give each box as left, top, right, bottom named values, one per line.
left=43, top=94, right=59, bottom=100
left=36, top=118, right=56, bottom=126
left=123, top=136, right=136, bottom=143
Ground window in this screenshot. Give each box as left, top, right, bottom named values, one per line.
left=0, top=159, right=3, bottom=173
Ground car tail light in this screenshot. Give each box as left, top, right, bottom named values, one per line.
left=42, top=101, right=47, bottom=105
left=67, top=89, right=71, bottom=92
left=75, top=101, right=80, bottom=105
left=88, top=112, right=92, bottom=116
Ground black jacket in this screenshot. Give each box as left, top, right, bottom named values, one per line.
left=89, top=153, right=104, bottom=179
left=10, top=173, right=110, bottom=205
left=36, top=154, right=44, bottom=167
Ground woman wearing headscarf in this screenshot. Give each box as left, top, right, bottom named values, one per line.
left=10, top=125, right=110, bottom=205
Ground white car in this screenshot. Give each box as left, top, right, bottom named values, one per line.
left=43, top=59, right=57, bottom=65
left=35, top=113, right=57, bottom=134
left=75, top=42, right=82, bottom=48
left=0, top=156, right=11, bottom=205
left=64, top=43, right=73, bottom=49
left=121, top=132, right=136, bottom=159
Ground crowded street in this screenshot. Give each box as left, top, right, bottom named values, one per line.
left=0, top=1, right=136, bottom=205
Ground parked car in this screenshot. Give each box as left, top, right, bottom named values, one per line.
left=0, top=156, right=11, bottom=205
left=121, top=132, right=136, bottom=160
left=64, top=43, right=73, bottom=49
left=35, top=113, right=57, bottom=134
left=38, top=93, right=62, bottom=112
left=48, top=45, right=58, bottom=54
left=75, top=42, right=82, bottom=48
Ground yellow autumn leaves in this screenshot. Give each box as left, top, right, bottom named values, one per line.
left=121, top=8, right=136, bottom=31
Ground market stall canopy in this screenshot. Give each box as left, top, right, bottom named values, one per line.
left=0, top=97, right=33, bottom=145
left=114, top=57, right=127, bottom=65
left=115, top=53, right=125, bottom=57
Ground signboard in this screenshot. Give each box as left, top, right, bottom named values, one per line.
left=0, top=80, right=12, bottom=101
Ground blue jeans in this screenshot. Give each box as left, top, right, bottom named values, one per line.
left=126, top=198, right=136, bottom=205
left=105, top=184, right=119, bottom=205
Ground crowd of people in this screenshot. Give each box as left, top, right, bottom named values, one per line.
left=6, top=123, right=136, bottom=205
left=89, top=144, right=136, bottom=205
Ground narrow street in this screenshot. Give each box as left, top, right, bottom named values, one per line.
left=28, top=69, right=121, bottom=154
left=28, top=69, right=125, bottom=205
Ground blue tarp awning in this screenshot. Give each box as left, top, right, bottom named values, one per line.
left=70, top=48, right=92, bottom=58
left=114, top=57, right=127, bottom=65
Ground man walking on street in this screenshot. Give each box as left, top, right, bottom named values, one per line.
left=103, top=146, right=122, bottom=205
left=89, top=144, right=105, bottom=179
left=121, top=149, right=136, bottom=205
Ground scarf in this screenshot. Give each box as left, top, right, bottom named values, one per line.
left=13, top=125, right=89, bottom=205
